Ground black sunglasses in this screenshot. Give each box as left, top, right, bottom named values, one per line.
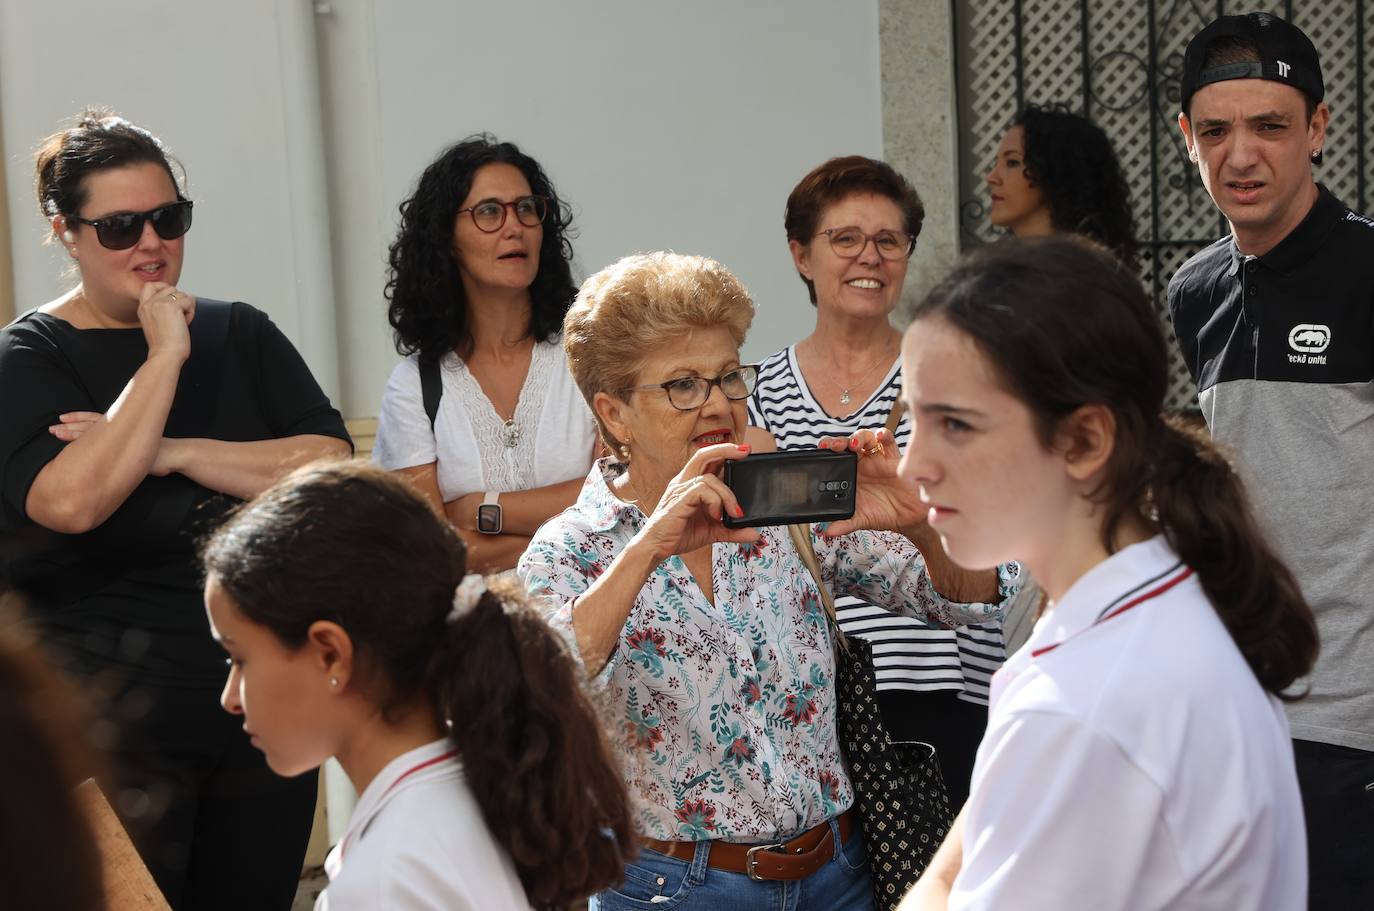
left=68, top=200, right=194, bottom=250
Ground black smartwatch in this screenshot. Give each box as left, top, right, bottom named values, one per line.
left=476, top=491, right=502, bottom=534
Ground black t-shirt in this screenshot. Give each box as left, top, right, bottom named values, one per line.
left=0, top=300, right=350, bottom=685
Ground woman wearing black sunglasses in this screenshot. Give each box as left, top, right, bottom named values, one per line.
left=374, top=134, right=598, bottom=573
left=0, top=109, right=352, bottom=910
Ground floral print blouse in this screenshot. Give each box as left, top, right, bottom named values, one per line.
left=518, top=460, right=1017, bottom=843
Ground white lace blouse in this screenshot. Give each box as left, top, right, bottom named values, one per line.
left=372, top=339, right=597, bottom=501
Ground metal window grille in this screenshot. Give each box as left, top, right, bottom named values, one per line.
left=955, top=0, right=1373, bottom=410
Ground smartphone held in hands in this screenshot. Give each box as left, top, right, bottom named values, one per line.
left=722, top=450, right=857, bottom=528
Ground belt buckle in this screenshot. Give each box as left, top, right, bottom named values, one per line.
left=745, top=842, right=785, bottom=881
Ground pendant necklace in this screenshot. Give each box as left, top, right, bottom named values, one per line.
left=501, top=417, right=521, bottom=448
left=818, top=339, right=896, bottom=409
left=483, top=336, right=531, bottom=449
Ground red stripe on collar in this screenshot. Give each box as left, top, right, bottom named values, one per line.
left=1031, top=567, right=1194, bottom=659
left=339, top=748, right=459, bottom=860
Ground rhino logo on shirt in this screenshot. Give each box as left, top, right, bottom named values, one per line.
left=1288, top=324, right=1331, bottom=354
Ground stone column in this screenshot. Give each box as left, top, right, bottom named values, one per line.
left=880, top=0, right=960, bottom=317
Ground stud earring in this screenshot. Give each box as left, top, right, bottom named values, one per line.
left=329, top=676, right=339, bottom=687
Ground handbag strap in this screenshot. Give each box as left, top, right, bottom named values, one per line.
left=883, top=393, right=904, bottom=436
left=788, top=394, right=903, bottom=656
left=788, top=523, right=851, bottom=656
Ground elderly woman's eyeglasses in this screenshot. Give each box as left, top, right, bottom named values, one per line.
left=67, top=200, right=194, bottom=250
left=623, top=365, right=760, bottom=411
left=457, top=195, right=548, bottom=233
left=816, top=226, right=915, bottom=260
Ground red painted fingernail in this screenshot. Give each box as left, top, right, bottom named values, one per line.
left=738, top=444, right=751, bottom=452
left=733, top=505, right=744, bottom=518
left=849, top=439, right=859, bottom=450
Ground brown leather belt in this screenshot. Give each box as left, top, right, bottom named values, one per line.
left=641, top=809, right=854, bottom=882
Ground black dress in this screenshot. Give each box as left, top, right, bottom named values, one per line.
left=0, top=300, right=351, bottom=911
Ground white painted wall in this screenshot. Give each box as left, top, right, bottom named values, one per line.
left=0, top=0, right=340, bottom=397
left=354, top=0, right=884, bottom=416
left=3, top=0, right=884, bottom=417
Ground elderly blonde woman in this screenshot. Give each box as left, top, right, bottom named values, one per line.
left=518, top=252, right=1015, bottom=911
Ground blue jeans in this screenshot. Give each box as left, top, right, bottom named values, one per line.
left=592, top=818, right=875, bottom=911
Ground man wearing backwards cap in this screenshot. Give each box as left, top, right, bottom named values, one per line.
left=1168, top=12, right=1374, bottom=908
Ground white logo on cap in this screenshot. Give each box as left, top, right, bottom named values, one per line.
left=1278, top=60, right=1292, bottom=77
left=1288, top=324, right=1330, bottom=353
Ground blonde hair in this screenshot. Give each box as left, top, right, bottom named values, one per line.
left=564, top=252, right=755, bottom=460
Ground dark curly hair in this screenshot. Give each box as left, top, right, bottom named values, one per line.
left=202, top=461, right=634, bottom=909
left=386, top=134, right=577, bottom=362
left=1014, top=106, right=1141, bottom=272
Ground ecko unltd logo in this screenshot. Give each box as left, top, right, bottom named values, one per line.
left=1288, top=324, right=1331, bottom=354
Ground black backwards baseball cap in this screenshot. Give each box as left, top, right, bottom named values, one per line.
left=1180, top=12, right=1325, bottom=115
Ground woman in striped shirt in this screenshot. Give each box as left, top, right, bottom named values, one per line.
left=747, top=156, right=1007, bottom=807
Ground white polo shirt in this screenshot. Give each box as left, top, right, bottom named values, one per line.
left=317, top=738, right=531, bottom=911
left=950, top=536, right=1306, bottom=911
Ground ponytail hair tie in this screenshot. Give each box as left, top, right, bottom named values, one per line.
left=448, top=573, right=487, bottom=623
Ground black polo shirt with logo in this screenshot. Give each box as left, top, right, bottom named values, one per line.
left=1168, top=185, right=1374, bottom=752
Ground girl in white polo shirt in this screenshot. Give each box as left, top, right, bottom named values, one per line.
left=199, top=461, right=635, bottom=910
left=851, top=237, right=1316, bottom=910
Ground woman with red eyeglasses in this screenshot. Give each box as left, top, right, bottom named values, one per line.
left=0, top=109, right=352, bottom=910
left=373, top=135, right=598, bottom=574
left=747, top=156, right=1011, bottom=813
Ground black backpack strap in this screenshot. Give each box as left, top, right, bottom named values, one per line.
left=419, top=355, right=442, bottom=431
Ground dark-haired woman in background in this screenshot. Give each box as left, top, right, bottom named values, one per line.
left=203, top=461, right=634, bottom=910
left=891, top=237, right=1313, bottom=909
left=0, top=110, right=351, bottom=909
left=374, top=135, right=596, bottom=572
left=986, top=106, right=1140, bottom=271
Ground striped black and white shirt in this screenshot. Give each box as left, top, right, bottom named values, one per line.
left=748, top=345, right=1005, bottom=703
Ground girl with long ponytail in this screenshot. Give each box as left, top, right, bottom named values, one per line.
left=885, top=236, right=1317, bottom=910
left=200, top=460, right=634, bottom=910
